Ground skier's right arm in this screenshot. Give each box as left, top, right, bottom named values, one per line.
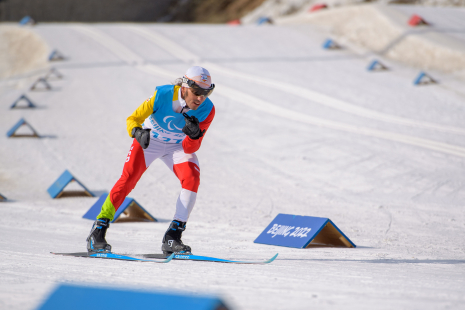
left=126, top=91, right=157, bottom=137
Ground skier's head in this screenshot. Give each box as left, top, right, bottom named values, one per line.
left=181, top=66, right=215, bottom=110
left=182, top=66, right=215, bottom=97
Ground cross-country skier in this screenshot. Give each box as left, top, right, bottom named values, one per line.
left=86, top=66, right=215, bottom=255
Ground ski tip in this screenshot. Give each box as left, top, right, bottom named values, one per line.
left=266, top=253, right=279, bottom=263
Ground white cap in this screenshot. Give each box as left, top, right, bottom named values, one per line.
left=183, top=66, right=212, bottom=89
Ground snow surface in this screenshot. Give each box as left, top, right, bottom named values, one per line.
left=1, top=19, right=465, bottom=310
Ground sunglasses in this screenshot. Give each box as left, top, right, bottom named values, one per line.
left=182, top=77, right=215, bottom=97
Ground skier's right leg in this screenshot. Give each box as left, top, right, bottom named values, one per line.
left=97, top=140, right=149, bottom=221
left=87, top=139, right=156, bottom=252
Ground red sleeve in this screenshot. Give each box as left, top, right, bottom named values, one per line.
left=182, top=106, right=215, bottom=154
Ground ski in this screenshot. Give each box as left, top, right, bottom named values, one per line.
left=51, top=251, right=278, bottom=264
left=141, top=253, right=279, bottom=264
left=51, top=251, right=174, bottom=263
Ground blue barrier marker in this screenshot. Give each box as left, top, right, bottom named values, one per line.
left=37, top=284, right=230, bottom=310
left=83, top=193, right=157, bottom=222
left=254, top=213, right=356, bottom=248
left=413, top=71, right=437, bottom=85
left=44, top=68, right=63, bottom=80
left=257, top=17, right=272, bottom=25
left=10, top=94, right=36, bottom=109
left=322, top=38, right=341, bottom=49
left=30, top=77, right=51, bottom=91
left=367, top=60, right=388, bottom=71
left=6, top=118, right=39, bottom=137
left=47, top=170, right=94, bottom=198
left=19, top=16, right=34, bottom=25
left=48, top=50, right=65, bottom=61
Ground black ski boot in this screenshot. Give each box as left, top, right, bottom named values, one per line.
left=86, top=218, right=112, bottom=253
left=162, top=220, right=191, bottom=254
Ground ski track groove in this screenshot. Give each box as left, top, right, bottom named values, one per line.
left=71, top=25, right=465, bottom=159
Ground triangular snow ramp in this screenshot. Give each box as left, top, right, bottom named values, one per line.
left=254, top=213, right=356, bottom=248
left=322, top=38, right=341, bottom=50
left=30, top=77, right=52, bottom=91
left=414, top=71, right=437, bottom=85
left=48, top=50, right=65, bottom=61
left=257, top=17, right=273, bottom=25
left=6, top=118, right=39, bottom=138
left=19, top=16, right=35, bottom=25
left=10, top=94, right=36, bottom=109
left=47, top=170, right=95, bottom=198
left=37, top=284, right=230, bottom=310
left=83, top=193, right=157, bottom=223
left=44, top=68, right=63, bottom=80
left=0, top=193, right=6, bottom=202
left=367, top=60, right=388, bottom=71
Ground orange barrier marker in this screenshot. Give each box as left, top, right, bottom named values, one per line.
left=309, top=4, right=327, bottom=12
left=408, top=14, right=428, bottom=26
left=227, top=19, right=241, bottom=26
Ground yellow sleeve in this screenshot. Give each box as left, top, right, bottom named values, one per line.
left=126, top=91, right=157, bottom=137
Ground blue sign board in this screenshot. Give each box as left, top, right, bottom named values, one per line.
left=37, top=284, right=229, bottom=310
left=254, top=213, right=356, bottom=248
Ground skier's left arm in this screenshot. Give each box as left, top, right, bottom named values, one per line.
left=182, top=106, right=215, bottom=154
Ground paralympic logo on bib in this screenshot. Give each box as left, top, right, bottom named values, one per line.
left=163, top=116, right=183, bottom=131
left=151, top=115, right=184, bottom=133
left=267, top=224, right=312, bottom=238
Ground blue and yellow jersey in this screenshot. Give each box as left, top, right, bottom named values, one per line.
left=127, top=85, right=215, bottom=154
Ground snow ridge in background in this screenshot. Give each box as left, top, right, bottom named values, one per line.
left=244, top=2, right=465, bottom=75
left=0, top=25, right=50, bottom=79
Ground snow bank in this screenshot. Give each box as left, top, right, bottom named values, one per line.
left=244, top=2, right=465, bottom=73
left=0, top=25, right=50, bottom=79
left=276, top=5, right=465, bottom=72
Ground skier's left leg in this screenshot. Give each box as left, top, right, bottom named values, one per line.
left=160, top=147, right=200, bottom=254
